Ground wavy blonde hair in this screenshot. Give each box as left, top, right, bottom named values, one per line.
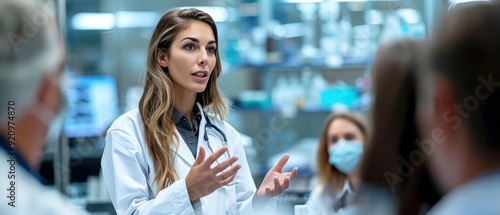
left=139, top=8, right=228, bottom=192
left=317, top=113, right=369, bottom=192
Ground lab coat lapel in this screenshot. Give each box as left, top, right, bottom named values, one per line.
left=195, top=102, right=206, bottom=158
left=173, top=129, right=196, bottom=166
left=171, top=103, right=206, bottom=166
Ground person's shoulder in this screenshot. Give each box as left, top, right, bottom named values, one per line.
left=309, top=184, right=333, bottom=198
left=105, top=108, right=144, bottom=140
left=30, top=186, right=90, bottom=215
left=306, top=184, right=334, bottom=213
left=0, top=155, right=90, bottom=215
left=0, top=189, right=89, bottom=215
left=109, top=108, right=142, bottom=130
left=428, top=197, right=500, bottom=215
left=428, top=172, right=500, bottom=215
left=206, top=113, right=238, bottom=134
left=308, top=185, right=323, bottom=196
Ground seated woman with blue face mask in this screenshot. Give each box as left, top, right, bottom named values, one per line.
left=306, top=113, right=369, bottom=215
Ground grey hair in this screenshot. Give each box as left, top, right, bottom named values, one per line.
left=0, top=0, right=63, bottom=121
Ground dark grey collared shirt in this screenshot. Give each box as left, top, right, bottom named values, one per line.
left=173, top=107, right=202, bottom=158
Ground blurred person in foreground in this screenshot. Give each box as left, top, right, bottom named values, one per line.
left=305, top=112, right=369, bottom=214
left=344, top=39, right=441, bottom=215
left=0, top=0, right=88, bottom=214
left=421, top=1, right=500, bottom=214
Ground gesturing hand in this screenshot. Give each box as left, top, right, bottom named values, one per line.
left=185, top=146, right=241, bottom=201
left=256, top=154, right=298, bottom=199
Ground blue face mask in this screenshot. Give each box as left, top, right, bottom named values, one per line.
left=328, top=140, right=363, bottom=174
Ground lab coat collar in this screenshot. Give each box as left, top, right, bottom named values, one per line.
left=336, top=178, right=355, bottom=199
left=171, top=102, right=206, bottom=166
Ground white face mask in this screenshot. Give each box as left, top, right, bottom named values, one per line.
left=328, top=139, right=364, bottom=174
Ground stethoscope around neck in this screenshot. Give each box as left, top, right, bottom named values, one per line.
left=202, top=111, right=228, bottom=154
left=202, top=111, right=241, bottom=186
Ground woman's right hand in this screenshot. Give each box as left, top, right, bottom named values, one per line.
left=185, top=146, right=241, bottom=201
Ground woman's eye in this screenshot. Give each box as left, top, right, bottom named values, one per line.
left=184, top=44, right=195, bottom=50
left=207, top=47, right=216, bottom=54
left=345, top=133, right=355, bottom=140
left=331, top=136, right=338, bottom=144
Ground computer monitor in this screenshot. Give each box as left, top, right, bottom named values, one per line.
left=64, top=75, right=119, bottom=138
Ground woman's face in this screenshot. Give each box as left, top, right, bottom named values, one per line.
left=327, top=118, right=365, bottom=148
left=161, top=20, right=217, bottom=95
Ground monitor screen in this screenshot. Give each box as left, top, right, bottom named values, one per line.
left=64, top=75, right=119, bottom=138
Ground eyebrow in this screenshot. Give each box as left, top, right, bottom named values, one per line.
left=180, top=37, right=217, bottom=45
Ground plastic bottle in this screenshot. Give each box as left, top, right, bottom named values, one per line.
left=306, top=73, right=328, bottom=110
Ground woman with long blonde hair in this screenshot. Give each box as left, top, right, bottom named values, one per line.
left=101, top=8, right=297, bottom=214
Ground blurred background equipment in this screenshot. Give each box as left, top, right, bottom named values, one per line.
left=64, top=75, right=119, bottom=139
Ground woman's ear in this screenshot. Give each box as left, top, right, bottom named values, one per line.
left=157, top=48, right=168, bottom=68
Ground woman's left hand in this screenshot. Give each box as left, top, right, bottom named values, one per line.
left=256, top=154, right=298, bottom=199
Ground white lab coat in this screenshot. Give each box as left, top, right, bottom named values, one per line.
left=101, top=103, right=276, bottom=215
left=306, top=179, right=353, bottom=215
left=0, top=150, right=89, bottom=215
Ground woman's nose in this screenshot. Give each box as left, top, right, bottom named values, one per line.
left=198, top=51, right=208, bottom=65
